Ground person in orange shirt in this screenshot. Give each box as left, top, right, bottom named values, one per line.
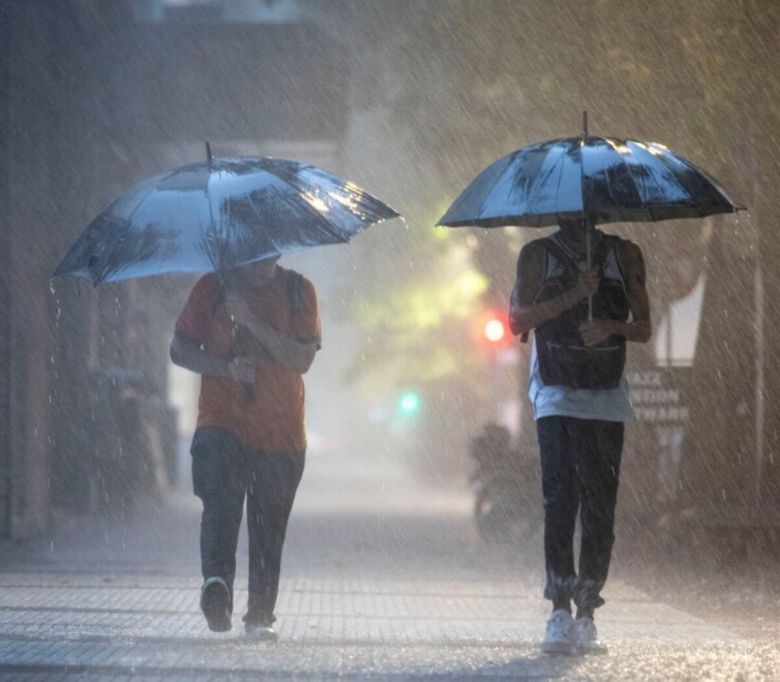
left=170, top=257, right=321, bottom=640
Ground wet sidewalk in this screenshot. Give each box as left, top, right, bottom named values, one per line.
left=0, top=452, right=777, bottom=680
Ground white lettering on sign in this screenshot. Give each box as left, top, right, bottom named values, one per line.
left=633, top=406, right=690, bottom=422
left=625, top=370, right=663, bottom=387
left=631, top=389, right=680, bottom=404
left=627, top=370, right=688, bottom=424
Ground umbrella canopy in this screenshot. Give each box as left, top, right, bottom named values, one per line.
left=55, top=156, right=400, bottom=284
left=438, top=135, right=743, bottom=229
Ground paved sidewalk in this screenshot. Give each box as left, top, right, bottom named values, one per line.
left=3, top=571, right=775, bottom=680
left=1, top=572, right=776, bottom=680
left=0, top=453, right=778, bottom=680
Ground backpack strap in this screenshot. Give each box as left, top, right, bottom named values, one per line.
left=519, top=238, right=577, bottom=345
left=546, top=232, right=614, bottom=274
left=212, top=274, right=227, bottom=313
left=590, top=234, right=617, bottom=273
left=543, top=236, right=581, bottom=284
left=287, top=271, right=304, bottom=314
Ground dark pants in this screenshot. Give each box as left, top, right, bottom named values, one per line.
left=191, top=426, right=305, bottom=623
left=537, top=416, right=623, bottom=614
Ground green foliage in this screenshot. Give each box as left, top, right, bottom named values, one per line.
left=344, top=222, right=490, bottom=388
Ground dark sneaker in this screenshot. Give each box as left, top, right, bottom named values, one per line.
left=541, top=609, right=575, bottom=655
left=200, top=577, right=231, bottom=632
left=574, top=616, right=608, bottom=655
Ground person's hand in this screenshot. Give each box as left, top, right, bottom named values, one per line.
left=571, top=269, right=599, bottom=303
left=227, top=356, right=255, bottom=383
left=225, top=293, right=252, bottom=327
left=580, top=320, right=617, bottom=346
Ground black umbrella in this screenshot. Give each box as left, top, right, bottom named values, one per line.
left=54, top=147, right=401, bottom=284
left=438, top=114, right=744, bottom=318
left=439, top=112, right=742, bottom=224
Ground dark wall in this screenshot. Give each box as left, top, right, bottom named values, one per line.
left=2, top=1, right=63, bottom=536
left=0, top=1, right=12, bottom=537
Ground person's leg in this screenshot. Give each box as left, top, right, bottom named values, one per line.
left=191, top=427, right=248, bottom=619
left=538, top=417, right=579, bottom=612
left=244, top=451, right=305, bottom=624
left=573, top=419, right=624, bottom=620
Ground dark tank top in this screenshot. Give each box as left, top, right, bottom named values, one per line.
left=534, top=231, right=630, bottom=389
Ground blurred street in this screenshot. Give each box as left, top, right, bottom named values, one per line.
left=1, top=451, right=778, bottom=681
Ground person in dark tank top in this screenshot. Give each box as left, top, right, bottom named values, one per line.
left=510, top=218, right=652, bottom=655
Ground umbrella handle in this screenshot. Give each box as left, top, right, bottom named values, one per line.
left=581, top=112, right=594, bottom=322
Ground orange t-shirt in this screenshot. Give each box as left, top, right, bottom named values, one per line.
left=175, top=267, right=320, bottom=453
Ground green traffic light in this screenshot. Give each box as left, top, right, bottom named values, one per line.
left=398, top=391, right=421, bottom=415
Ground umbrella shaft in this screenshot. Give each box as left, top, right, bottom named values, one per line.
left=586, top=218, right=593, bottom=321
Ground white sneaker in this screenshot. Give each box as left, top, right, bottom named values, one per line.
left=244, top=621, right=279, bottom=641
left=574, top=617, right=608, bottom=654
left=541, top=609, right=575, bottom=655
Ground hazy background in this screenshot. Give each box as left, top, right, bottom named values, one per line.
left=2, top=2, right=779, bottom=590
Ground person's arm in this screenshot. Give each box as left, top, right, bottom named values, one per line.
left=509, top=240, right=598, bottom=336
left=224, top=294, right=318, bottom=374
left=171, top=276, right=256, bottom=384
left=580, top=241, right=652, bottom=346
left=170, top=332, right=255, bottom=383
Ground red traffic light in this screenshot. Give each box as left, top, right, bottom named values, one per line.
left=483, top=317, right=506, bottom=343
left=472, top=309, right=512, bottom=349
